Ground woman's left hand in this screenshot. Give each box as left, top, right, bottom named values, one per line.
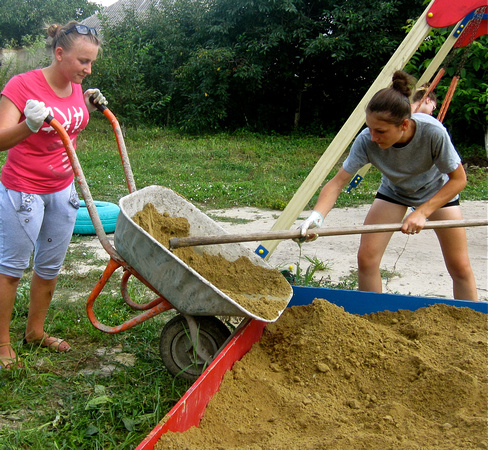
left=83, top=89, right=108, bottom=112
left=401, top=209, right=427, bottom=235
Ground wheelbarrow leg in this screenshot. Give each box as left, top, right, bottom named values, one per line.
left=182, top=314, right=213, bottom=364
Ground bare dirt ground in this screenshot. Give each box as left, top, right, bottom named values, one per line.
left=206, top=200, right=488, bottom=301
left=72, top=200, right=487, bottom=301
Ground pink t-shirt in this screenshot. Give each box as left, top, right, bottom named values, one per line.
left=1, top=69, right=90, bottom=194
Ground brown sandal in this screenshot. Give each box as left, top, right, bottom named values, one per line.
left=0, top=343, right=23, bottom=369
left=24, top=333, right=71, bottom=353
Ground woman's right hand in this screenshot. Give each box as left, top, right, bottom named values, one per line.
left=24, top=99, right=49, bottom=133
left=294, top=210, right=324, bottom=243
left=401, top=209, right=427, bottom=235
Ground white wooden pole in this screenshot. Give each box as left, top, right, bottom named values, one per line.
left=416, top=24, right=460, bottom=86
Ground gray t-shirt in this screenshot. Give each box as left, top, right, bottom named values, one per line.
left=343, top=113, right=461, bottom=206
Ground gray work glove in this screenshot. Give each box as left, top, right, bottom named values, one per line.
left=24, top=99, right=48, bottom=133
left=84, top=88, right=108, bottom=112
left=295, top=210, right=324, bottom=243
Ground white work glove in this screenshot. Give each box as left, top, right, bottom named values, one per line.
left=84, top=88, right=108, bottom=112
left=295, top=210, right=324, bottom=243
left=24, top=99, right=48, bottom=133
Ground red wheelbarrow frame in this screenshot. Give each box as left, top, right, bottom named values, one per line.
left=45, top=108, right=175, bottom=334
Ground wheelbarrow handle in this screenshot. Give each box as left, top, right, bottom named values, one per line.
left=169, top=218, right=488, bottom=249
left=87, top=95, right=137, bottom=193
left=44, top=114, right=119, bottom=257
left=89, top=93, right=108, bottom=113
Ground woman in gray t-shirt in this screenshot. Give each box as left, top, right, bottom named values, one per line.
left=298, top=70, right=478, bottom=301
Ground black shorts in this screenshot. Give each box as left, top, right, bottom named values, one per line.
left=375, top=192, right=460, bottom=208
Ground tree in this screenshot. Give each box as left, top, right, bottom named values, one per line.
left=406, top=29, right=488, bottom=154
left=191, top=0, right=427, bottom=132
left=0, top=0, right=98, bottom=47
left=88, top=0, right=427, bottom=131
left=88, top=0, right=208, bottom=126
left=86, top=0, right=484, bottom=146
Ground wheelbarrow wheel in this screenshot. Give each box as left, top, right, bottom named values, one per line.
left=159, top=315, right=231, bottom=381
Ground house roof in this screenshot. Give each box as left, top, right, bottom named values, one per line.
left=82, top=0, right=158, bottom=30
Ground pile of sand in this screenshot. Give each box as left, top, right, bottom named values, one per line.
left=132, top=203, right=291, bottom=320
left=155, top=299, right=487, bottom=449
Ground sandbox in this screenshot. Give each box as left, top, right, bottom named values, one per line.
left=137, top=287, right=488, bottom=449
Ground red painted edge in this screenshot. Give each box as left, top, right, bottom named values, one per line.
left=427, top=0, right=487, bottom=28
left=135, top=319, right=267, bottom=450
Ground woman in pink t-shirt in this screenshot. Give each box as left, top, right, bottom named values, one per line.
left=0, top=21, right=107, bottom=369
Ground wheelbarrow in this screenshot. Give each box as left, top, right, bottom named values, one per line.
left=45, top=105, right=292, bottom=381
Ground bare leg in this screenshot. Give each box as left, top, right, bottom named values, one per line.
left=24, top=272, right=58, bottom=341
left=0, top=273, right=21, bottom=364
left=357, top=199, right=407, bottom=292
left=24, top=272, right=70, bottom=351
left=429, top=206, right=478, bottom=301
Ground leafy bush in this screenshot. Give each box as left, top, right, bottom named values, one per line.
left=406, top=27, right=488, bottom=151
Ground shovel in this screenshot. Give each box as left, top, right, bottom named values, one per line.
left=169, top=218, right=488, bottom=249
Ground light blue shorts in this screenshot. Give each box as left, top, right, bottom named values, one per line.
left=0, top=182, right=80, bottom=279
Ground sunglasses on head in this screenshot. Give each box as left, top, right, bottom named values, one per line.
left=65, top=24, right=98, bottom=37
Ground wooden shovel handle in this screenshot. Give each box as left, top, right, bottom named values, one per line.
left=169, top=219, right=488, bottom=249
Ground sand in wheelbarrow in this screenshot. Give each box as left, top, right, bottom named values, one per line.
left=155, top=299, right=487, bottom=449
left=132, top=203, right=291, bottom=320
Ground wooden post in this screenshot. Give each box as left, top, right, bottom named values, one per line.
left=261, top=1, right=435, bottom=259
left=416, top=24, right=460, bottom=86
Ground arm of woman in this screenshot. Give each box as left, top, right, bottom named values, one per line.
left=313, top=167, right=354, bottom=219
left=297, top=167, right=353, bottom=239
left=401, top=163, right=467, bottom=233
left=0, top=96, right=34, bottom=151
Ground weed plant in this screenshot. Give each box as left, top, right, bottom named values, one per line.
left=283, top=254, right=402, bottom=292
left=0, top=116, right=486, bottom=448
left=281, top=249, right=359, bottom=291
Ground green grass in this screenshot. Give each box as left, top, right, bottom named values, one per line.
left=73, top=115, right=488, bottom=210
left=0, top=117, right=486, bottom=448
left=1, top=264, right=190, bottom=448
left=76, top=117, right=340, bottom=210
left=1, top=114, right=486, bottom=211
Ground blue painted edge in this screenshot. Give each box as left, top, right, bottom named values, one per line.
left=289, top=286, right=488, bottom=315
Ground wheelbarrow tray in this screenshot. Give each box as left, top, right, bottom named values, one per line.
left=135, top=287, right=488, bottom=449
left=115, top=185, right=292, bottom=321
